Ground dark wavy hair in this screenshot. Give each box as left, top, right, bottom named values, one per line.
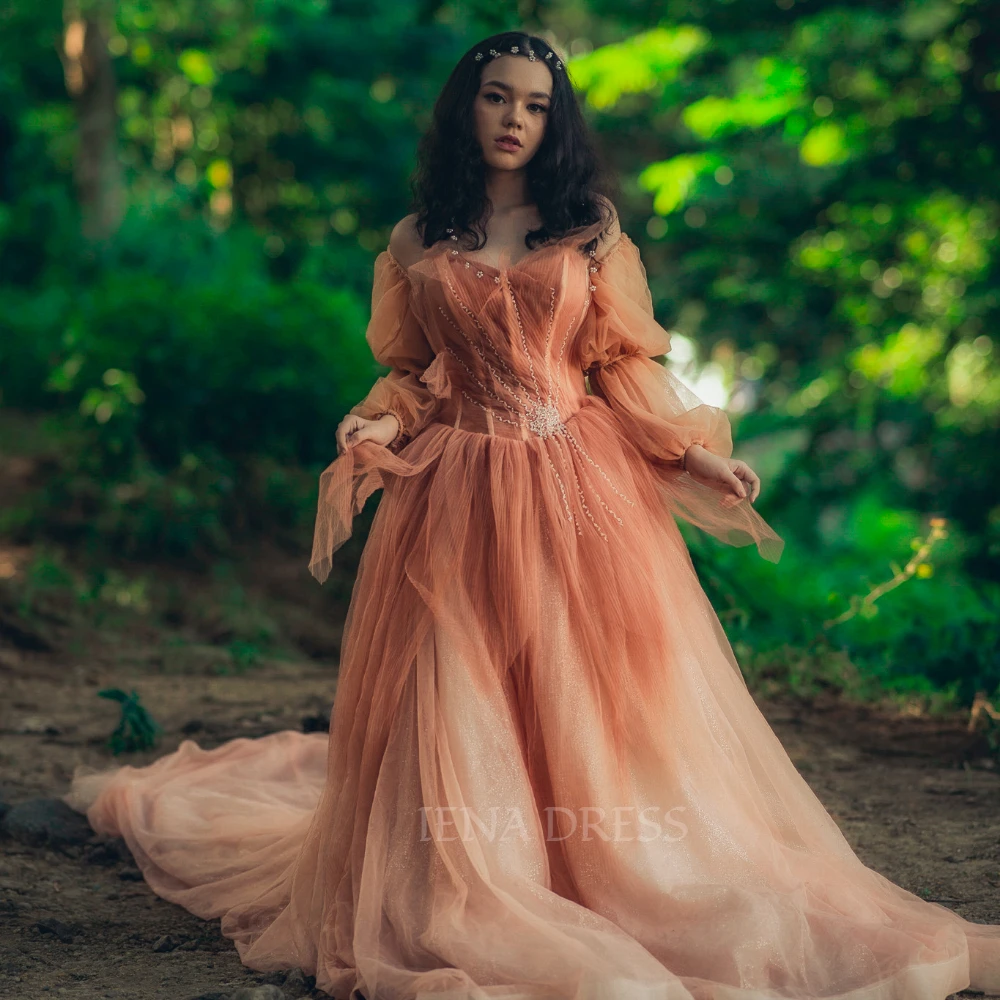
left=409, top=30, right=621, bottom=257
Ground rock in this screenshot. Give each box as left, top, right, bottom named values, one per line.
left=229, top=986, right=285, bottom=1000
left=35, top=918, right=77, bottom=943
left=300, top=714, right=329, bottom=733
left=187, top=994, right=230, bottom=1000
left=282, top=969, right=316, bottom=997
left=152, top=934, right=177, bottom=952
left=83, top=836, right=129, bottom=866
left=0, top=608, right=53, bottom=651
left=269, top=970, right=310, bottom=991
left=118, top=866, right=144, bottom=881
left=16, top=716, right=61, bottom=735
left=3, top=799, right=93, bottom=850
left=177, top=939, right=198, bottom=951
left=281, top=968, right=311, bottom=995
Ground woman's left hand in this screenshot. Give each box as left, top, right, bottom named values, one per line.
left=682, top=444, right=760, bottom=506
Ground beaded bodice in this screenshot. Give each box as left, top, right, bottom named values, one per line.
left=384, top=233, right=607, bottom=444
left=380, top=223, right=637, bottom=540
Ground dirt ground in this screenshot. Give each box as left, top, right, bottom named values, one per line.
left=1, top=550, right=999, bottom=1000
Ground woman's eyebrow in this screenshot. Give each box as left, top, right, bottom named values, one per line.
left=480, top=79, right=551, bottom=100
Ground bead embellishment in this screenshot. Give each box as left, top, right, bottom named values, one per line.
left=474, top=43, right=561, bottom=70
left=436, top=250, right=633, bottom=541
left=526, top=400, right=562, bottom=438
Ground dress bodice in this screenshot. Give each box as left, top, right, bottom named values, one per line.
left=384, top=221, right=609, bottom=442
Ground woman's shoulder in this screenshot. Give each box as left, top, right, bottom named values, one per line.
left=388, top=213, right=428, bottom=270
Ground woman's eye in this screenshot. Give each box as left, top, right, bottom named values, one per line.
left=483, top=93, right=547, bottom=113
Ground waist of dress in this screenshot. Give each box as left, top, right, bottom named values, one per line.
left=429, top=388, right=634, bottom=542
left=433, top=389, right=592, bottom=441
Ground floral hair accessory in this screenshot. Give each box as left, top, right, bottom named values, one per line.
left=474, top=44, right=561, bottom=70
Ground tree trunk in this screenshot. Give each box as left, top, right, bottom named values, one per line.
left=59, top=3, right=123, bottom=241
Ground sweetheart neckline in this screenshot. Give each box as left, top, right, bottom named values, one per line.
left=384, top=231, right=626, bottom=279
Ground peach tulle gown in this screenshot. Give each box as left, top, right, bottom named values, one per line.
left=64, top=219, right=1000, bottom=1000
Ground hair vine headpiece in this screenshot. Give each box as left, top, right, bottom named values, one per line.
left=474, top=43, right=563, bottom=71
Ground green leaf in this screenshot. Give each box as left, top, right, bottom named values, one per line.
left=570, top=26, right=710, bottom=109
left=178, top=49, right=216, bottom=87
left=640, top=153, right=719, bottom=215
left=799, top=121, right=849, bottom=167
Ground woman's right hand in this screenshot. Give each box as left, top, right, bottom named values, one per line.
left=683, top=443, right=760, bottom=506
left=336, top=413, right=400, bottom=456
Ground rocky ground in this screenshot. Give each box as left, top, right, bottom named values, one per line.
left=0, top=650, right=341, bottom=1000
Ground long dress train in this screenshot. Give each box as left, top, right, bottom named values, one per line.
left=64, top=220, right=1000, bottom=1000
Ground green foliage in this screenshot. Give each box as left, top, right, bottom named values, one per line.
left=1, top=203, right=381, bottom=558
left=570, top=26, right=709, bottom=108
left=97, top=687, right=162, bottom=754
left=686, top=487, right=1000, bottom=705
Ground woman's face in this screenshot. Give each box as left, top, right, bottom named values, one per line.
left=473, top=53, right=552, bottom=171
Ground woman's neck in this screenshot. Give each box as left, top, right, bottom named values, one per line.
left=484, top=169, right=532, bottom=214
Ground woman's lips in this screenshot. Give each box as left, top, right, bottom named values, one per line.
left=495, top=138, right=521, bottom=152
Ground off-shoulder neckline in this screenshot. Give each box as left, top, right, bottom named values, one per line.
left=384, top=230, right=628, bottom=281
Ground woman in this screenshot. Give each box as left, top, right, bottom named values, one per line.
left=66, top=30, right=1000, bottom=1000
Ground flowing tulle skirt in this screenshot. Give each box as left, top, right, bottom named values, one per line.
left=65, top=401, right=1000, bottom=1000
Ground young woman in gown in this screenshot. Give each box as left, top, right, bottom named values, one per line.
left=65, top=30, right=1000, bottom=1000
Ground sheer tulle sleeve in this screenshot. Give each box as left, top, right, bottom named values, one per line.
left=579, top=234, right=785, bottom=564
left=579, top=235, right=732, bottom=465
left=347, top=250, right=441, bottom=451
left=308, top=250, right=443, bottom=583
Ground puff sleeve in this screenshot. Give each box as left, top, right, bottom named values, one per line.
left=308, top=250, right=444, bottom=583
left=579, top=235, right=732, bottom=465
left=579, top=234, right=784, bottom=564
left=347, top=250, right=441, bottom=451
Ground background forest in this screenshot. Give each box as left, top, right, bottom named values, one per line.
left=2, top=0, right=999, bottom=726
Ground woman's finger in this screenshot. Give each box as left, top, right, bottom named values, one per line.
left=731, top=461, right=761, bottom=502
left=337, top=416, right=361, bottom=456
left=737, top=464, right=760, bottom=502
left=726, top=470, right=747, bottom=499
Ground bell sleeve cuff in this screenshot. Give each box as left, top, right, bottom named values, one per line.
left=309, top=250, right=442, bottom=582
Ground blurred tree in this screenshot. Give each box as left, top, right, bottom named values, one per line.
left=59, top=1, right=123, bottom=239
